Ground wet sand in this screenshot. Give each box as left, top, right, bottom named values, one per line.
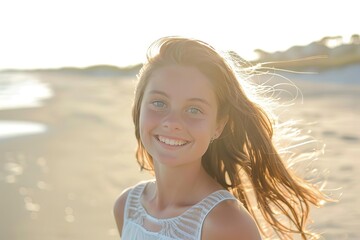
left=0, top=71, right=359, bottom=239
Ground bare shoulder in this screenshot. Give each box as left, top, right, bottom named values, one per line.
left=202, top=200, right=262, bottom=240
left=113, top=186, right=133, bottom=236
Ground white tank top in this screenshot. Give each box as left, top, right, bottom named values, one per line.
left=121, top=180, right=238, bottom=240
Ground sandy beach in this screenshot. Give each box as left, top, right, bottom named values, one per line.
left=0, top=70, right=359, bottom=239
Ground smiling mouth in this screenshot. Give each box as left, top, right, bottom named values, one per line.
left=156, top=135, right=189, bottom=146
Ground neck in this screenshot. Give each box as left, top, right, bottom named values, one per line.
left=151, top=162, right=221, bottom=208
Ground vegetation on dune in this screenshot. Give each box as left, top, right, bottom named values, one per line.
left=252, top=34, right=360, bottom=71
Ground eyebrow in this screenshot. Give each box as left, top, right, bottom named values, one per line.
left=148, top=90, right=212, bottom=107
left=148, top=90, right=168, bottom=97
left=188, top=97, right=212, bottom=107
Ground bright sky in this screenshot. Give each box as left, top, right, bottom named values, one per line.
left=0, top=0, right=358, bottom=70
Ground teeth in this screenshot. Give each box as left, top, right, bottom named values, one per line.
left=158, top=136, right=187, bottom=146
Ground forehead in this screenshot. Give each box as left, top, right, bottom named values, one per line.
left=145, top=65, right=216, bottom=100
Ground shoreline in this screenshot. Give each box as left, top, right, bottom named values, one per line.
left=0, top=120, right=47, bottom=140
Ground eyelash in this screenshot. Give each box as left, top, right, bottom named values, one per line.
left=150, top=101, right=203, bottom=115
left=187, top=107, right=202, bottom=114
left=152, top=100, right=166, bottom=108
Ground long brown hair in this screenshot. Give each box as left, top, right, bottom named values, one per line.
left=132, top=36, right=330, bottom=239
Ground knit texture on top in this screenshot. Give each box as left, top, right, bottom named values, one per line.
left=121, top=181, right=238, bottom=240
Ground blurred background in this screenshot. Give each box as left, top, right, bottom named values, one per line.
left=0, top=0, right=359, bottom=239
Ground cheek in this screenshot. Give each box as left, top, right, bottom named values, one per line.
left=139, top=107, right=162, bottom=133
left=184, top=118, right=215, bottom=138
left=185, top=112, right=218, bottom=129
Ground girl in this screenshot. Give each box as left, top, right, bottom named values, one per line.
left=114, top=36, right=329, bottom=239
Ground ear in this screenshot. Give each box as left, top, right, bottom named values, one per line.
left=214, top=115, right=228, bottom=139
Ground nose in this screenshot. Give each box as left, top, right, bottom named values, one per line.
left=162, top=110, right=183, bottom=131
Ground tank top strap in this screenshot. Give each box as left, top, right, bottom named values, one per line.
left=179, top=190, right=238, bottom=239
left=123, top=180, right=150, bottom=223
left=200, top=190, right=239, bottom=223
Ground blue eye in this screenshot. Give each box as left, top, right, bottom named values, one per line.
left=187, top=107, right=202, bottom=114
left=152, top=101, right=166, bottom=108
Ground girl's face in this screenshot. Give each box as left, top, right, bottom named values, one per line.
left=139, top=65, right=225, bottom=168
